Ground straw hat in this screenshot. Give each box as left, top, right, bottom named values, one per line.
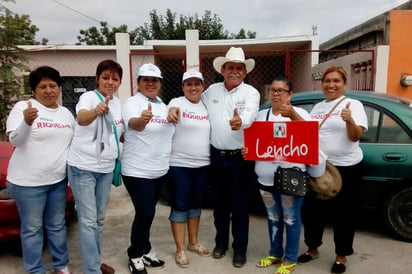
left=213, top=47, right=255, bottom=74
left=309, top=161, right=342, bottom=200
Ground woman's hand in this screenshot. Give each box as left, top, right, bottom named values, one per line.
left=23, top=101, right=38, bottom=126
left=140, top=103, right=153, bottom=124
left=342, top=102, right=364, bottom=141
left=94, top=96, right=110, bottom=116
left=167, top=107, right=180, bottom=123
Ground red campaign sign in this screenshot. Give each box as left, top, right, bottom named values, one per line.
left=244, top=121, right=319, bottom=165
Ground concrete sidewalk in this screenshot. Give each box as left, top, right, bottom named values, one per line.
left=1, top=185, right=411, bottom=273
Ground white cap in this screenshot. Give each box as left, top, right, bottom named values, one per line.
left=182, top=69, right=204, bottom=83
left=138, top=63, right=162, bottom=79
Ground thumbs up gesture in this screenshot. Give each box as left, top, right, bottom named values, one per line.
left=141, top=103, right=153, bottom=124
left=341, top=102, right=352, bottom=122
left=229, top=107, right=242, bottom=130
left=167, top=107, right=180, bottom=123
left=279, top=99, right=294, bottom=118
left=23, top=101, right=39, bottom=125
left=94, top=96, right=110, bottom=116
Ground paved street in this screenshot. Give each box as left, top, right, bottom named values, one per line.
left=1, top=185, right=411, bottom=273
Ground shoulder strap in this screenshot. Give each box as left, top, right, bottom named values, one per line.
left=319, top=96, right=346, bottom=129
left=266, top=108, right=271, bottom=121
left=94, top=90, right=120, bottom=158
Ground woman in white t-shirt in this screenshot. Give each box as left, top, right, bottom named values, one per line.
left=67, top=59, right=124, bottom=274
left=167, top=70, right=211, bottom=268
left=298, top=67, right=368, bottom=274
left=245, top=76, right=311, bottom=274
left=121, top=63, right=174, bottom=274
left=6, top=66, right=75, bottom=274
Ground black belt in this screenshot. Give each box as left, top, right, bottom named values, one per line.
left=212, top=146, right=242, bottom=157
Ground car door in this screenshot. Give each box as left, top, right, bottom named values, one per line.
left=358, top=103, right=412, bottom=208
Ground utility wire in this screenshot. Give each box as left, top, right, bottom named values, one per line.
left=52, top=0, right=114, bottom=28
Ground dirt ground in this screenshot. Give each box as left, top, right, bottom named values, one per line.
left=1, top=185, right=412, bottom=273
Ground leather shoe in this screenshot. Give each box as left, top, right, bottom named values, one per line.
left=232, top=254, right=246, bottom=268
left=297, top=252, right=319, bottom=264
left=101, top=263, right=115, bottom=274
left=331, top=262, right=346, bottom=273
left=212, top=246, right=227, bottom=258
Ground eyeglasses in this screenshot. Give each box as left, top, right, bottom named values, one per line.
left=270, top=88, right=290, bottom=95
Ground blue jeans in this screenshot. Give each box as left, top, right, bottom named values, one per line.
left=122, top=175, right=166, bottom=258
left=7, top=179, right=70, bottom=274
left=168, top=166, right=208, bottom=222
left=259, top=189, right=304, bottom=263
left=67, top=165, right=113, bottom=274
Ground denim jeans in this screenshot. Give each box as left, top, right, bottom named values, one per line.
left=259, top=189, right=304, bottom=263
left=7, top=179, right=69, bottom=274
left=210, top=147, right=254, bottom=255
left=168, top=166, right=208, bottom=222
left=122, top=175, right=166, bottom=258
left=67, top=165, right=113, bottom=274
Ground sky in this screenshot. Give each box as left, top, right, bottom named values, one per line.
left=2, top=0, right=410, bottom=45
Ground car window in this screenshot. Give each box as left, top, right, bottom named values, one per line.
left=295, top=103, right=316, bottom=113
left=361, top=106, right=412, bottom=144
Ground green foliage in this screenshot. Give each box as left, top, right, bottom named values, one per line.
left=0, top=1, right=38, bottom=139
left=77, top=9, right=256, bottom=45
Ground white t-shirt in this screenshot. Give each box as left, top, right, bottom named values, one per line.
left=310, top=96, right=368, bottom=166
left=201, top=82, right=260, bottom=150
left=121, top=92, right=175, bottom=179
left=67, top=90, right=124, bottom=173
left=6, top=99, right=75, bottom=186
left=254, top=107, right=312, bottom=186
left=168, top=96, right=210, bottom=168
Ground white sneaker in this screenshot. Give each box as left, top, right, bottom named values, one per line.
left=128, top=257, right=147, bottom=274
left=142, top=251, right=165, bottom=269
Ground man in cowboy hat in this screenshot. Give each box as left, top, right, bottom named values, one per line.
left=201, top=47, right=260, bottom=268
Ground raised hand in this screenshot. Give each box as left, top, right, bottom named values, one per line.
left=229, top=107, right=242, bottom=130
left=279, top=99, right=294, bottom=118
left=167, top=107, right=180, bottom=123
left=141, top=103, right=153, bottom=124
left=341, top=102, right=352, bottom=122
left=94, top=96, right=110, bottom=116
left=23, top=101, right=39, bottom=125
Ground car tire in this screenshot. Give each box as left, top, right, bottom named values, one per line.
left=381, top=186, right=412, bottom=242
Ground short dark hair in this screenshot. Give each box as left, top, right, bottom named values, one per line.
left=272, top=75, right=293, bottom=91
left=96, top=59, right=123, bottom=88
left=29, top=66, right=62, bottom=91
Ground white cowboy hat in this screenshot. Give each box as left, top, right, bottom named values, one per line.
left=213, top=47, right=255, bottom=74
left=308, top=161, right=342, bottom=200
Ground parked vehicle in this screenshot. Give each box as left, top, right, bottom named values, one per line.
left=285, top=90, right=412, bottom=242
left=162, top=90, right=412, bottom=242
left=0, top=141, right=75, bottom=243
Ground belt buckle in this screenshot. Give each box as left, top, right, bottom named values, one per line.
left=220, top=150, right=227, bottom=156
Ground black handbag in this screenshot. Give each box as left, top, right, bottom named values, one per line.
left=274, top=167, right=309, bottom=196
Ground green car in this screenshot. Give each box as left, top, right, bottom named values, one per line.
left=282, top=90, right=412, bottom=242
left=162, top=90, right=412, bottom=242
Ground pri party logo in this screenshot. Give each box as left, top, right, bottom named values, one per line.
left=273, top=123, right=287, bottom=138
